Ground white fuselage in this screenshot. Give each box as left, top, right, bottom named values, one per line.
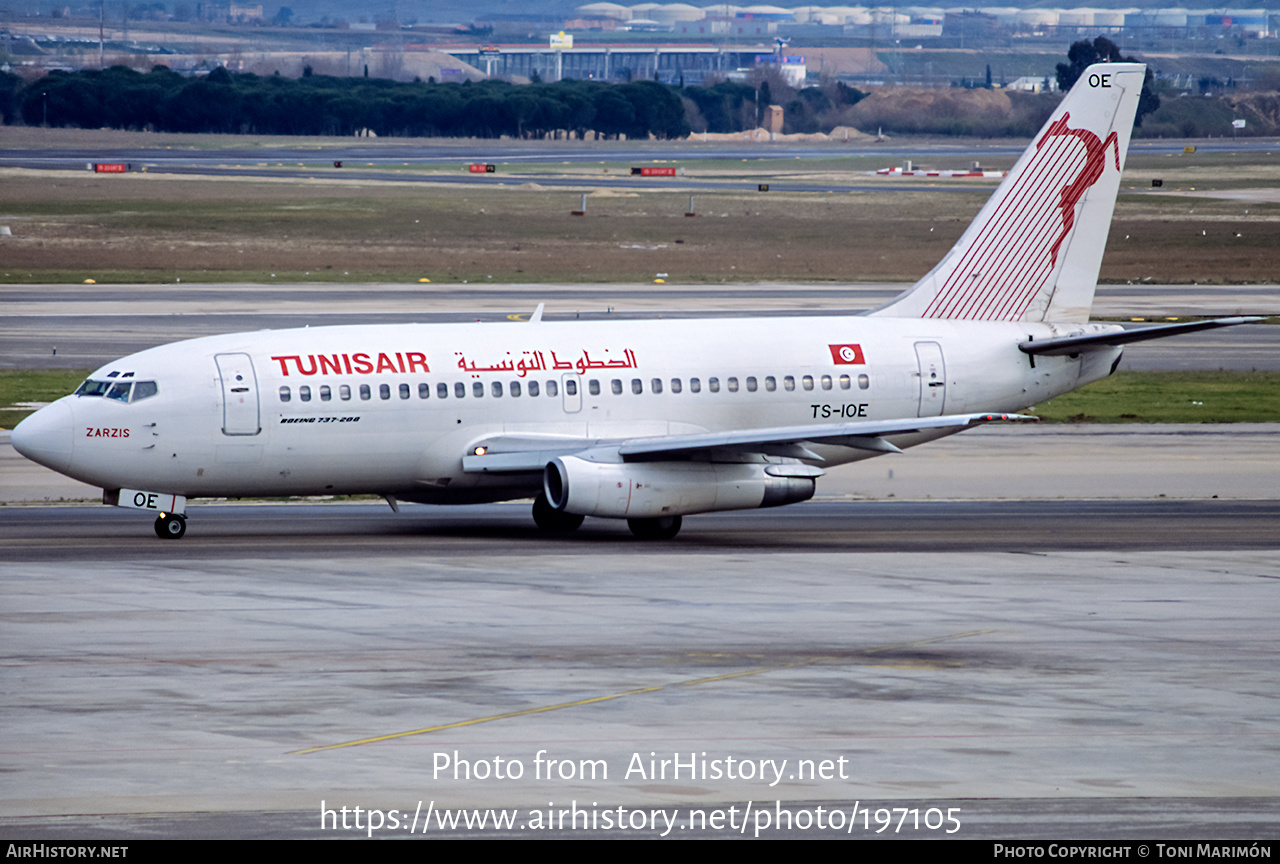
left=16, top=315, right=1121, bottom=503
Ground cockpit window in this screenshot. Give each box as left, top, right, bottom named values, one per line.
left=75, top=378, right=158, bottom=402
left=74, top=379, right=111, bottom=397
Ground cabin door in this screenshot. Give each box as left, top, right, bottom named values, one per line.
left=215, top=353, right=261, bottom=435
left=914, top=341, right=946, bottom=417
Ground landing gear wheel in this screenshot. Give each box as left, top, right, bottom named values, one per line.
left=627, top=514, right=682, bottom=540
left=531, top=493, right=584, bottom=533
left=154, top=513, right=186, bottom=539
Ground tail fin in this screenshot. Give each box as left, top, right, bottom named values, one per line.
left=870, top=63, right=1145, bottom=324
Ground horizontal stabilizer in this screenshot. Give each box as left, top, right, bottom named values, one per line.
left=1019, top=316, right=1263, bottom=356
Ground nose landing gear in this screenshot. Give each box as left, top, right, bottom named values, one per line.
left=154, top=512, right=187, bottom=539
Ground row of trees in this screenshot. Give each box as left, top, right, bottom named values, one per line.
left=3, top=66, right=696, bottom=139
left=0, top=41, right=1184, bottom=139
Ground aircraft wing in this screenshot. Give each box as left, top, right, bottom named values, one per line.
left=461, top=412, right=1033, bottom=474
left=1019, top=316, right=1262, bottom=356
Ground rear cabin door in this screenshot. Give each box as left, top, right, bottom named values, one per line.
left=914, top=341, right=946, bottom=417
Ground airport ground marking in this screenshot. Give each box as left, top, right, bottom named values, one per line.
left=291, top=629, right=995, bottom=755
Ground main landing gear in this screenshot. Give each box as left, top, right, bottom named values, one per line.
left=531, top=493, right=584, bottom=533
left=627, top=515, right=682, bottom=540
left=530, top=494, right=683, bottom=539
left=154, top=512, right=187, bottom=539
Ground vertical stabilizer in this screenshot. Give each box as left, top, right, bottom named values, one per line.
left=870, top=63, right=1145, bottom=323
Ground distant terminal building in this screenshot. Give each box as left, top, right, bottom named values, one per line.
left=558, top=5, right=1276, bottom=40
left=450, top=43, right=782, bottom=84
left=195, top=1, right=262, bottom=23
left=1007, top=75, right=1057, bottom=93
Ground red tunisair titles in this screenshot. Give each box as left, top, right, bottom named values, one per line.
left=270, top=352, right=430, bottom=377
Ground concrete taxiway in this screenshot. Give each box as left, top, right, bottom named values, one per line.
left=3, top=425, right=1279, bottom=838
left=1, top=501, right=1278, bottom=838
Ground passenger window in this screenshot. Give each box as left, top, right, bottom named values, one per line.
left=546, top=380, right=558, bottom=397
left=670, top=378, right=682, bottom=394
left=340, top=384, right=351, bottom=401
left=380, top=384, right=391, bottom=400
left=132, top=381, right=159, bottom=401
left=802, top=375, right=814, bottom=391
left=299, top=385, right=311, bottom=402
left=783, top=376, right=795, bottom=391
left=839, top=375, right=851, bottom=390
left=438, top=382, right=449, bottom=399
left=821, top=375, right=832, bottom=391
left=611, top=379, right=623, bottom=395
left=589, top=379, right=600, bottom=396
left=528, top=381, right=540, bottom=397
left=745, top=376, right=757, bottom=392
left=651, top=378, right=662, bottom=394
left=472, top=382, right=484, bottom=398
left=279, top=386, right=291, bottom=403
left=320, top=385, right=331, bottom=402
left=708, top=377, right=719, bottom=393
left=564, top=379, right=577, bottom=396
left=690, top=377, right=701, bottom=393
left=491, top=381, right=503, bottom=397
left=419, top=383, right=431, bottom=399
left=765, top=376, right=776, bottom=392
left=360, top=384, right=371, bottom=400
left=454, top=382, right=465, bottom=398
left=631, top=378, right=642, bottom=395
left=858, top=373, right=870, bottom=390
left=106, top=382, right=132, bottom=402
left=510, top=381, right=521, bottom=397
left=400, top=383, right=410, bottom=400
left=727, top=377, right=739, bottom=393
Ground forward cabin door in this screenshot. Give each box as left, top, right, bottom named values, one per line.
left=215, top=353, right=261, bottom=435
left=914, top=341, right=946, bottom=417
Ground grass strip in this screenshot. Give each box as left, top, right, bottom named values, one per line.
left=0, top=369, right=90, bottom=430
left=1031, top=370, right=1280, bottom=423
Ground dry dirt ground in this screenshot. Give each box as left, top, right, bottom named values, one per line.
left=2, top=133, right=1280, bottom=285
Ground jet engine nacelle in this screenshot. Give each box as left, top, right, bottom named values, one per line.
left=543, top=456, right=817, bottom=519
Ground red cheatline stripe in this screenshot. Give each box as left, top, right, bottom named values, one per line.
left=984, top=144, right=1095, bottom=319
left=960, top=138, right=1082, bottom=319
left=931, top=137, right=1080, bottom=317
left=925, top=133, right=1080, bottom=318
left=938, top=136, right=1085, bottom=319
left=967, top=158, right=1076, bottom=320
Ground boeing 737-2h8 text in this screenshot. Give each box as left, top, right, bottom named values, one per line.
left=11, top=64, right=1257, bottom=539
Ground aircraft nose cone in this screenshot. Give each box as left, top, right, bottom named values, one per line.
left=11, top=399, right=75, bottom=474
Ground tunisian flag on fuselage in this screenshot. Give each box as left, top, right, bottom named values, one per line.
left=828, top=344, right=866, bottom=365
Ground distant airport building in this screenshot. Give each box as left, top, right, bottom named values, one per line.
left=450, top=43, right=770, bottom=84
left=553, top=5, right=1277, bottom=41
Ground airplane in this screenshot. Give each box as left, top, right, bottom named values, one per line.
left=11, top=62, right=1258, bottom=540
